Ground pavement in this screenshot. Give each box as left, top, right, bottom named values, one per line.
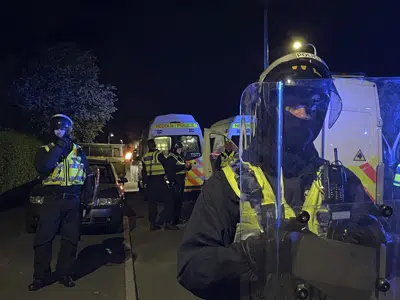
left=0, top=191, right=200, bottom=300
left=0, top=203, right=132, bottom=300
left=129, top=192, right=200, bottom=300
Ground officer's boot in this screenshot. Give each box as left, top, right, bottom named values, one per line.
left=150, top=222, right=161, bottom=231
left=29, top=267, right=53, bottom=291
left=175, top=218, right=187, bottom=225
left=164, top=222, right=179, bottom=230
left=28, top=279, right=45, bottom=291
left=59, top=276, right=76, bottom=288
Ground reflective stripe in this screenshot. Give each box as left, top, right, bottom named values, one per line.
left=142, top=150, right=165, bottom=176
left=394, top=164, right=400, bottom=187
left=168, top=153, right=186, bottom=175
left=220, top=151, right=238, bottom=168
left=222, top=164, right=323, bottom=242
left=42, top=144, right=86, bottom=186
left=348, top=156, right=378, bottom=201
left=184, top=158, right=204, bottom=189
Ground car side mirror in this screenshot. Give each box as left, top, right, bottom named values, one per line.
left=118, top=177, right=128, bottom=184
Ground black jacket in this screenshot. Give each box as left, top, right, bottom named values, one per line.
left=165, top=153, right=186, bottom=183
left=177, top=167, right=372, bottom=300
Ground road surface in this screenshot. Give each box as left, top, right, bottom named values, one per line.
left=129, top=191, right=200, bottom=300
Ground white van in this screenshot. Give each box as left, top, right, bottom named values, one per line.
left=149, top=114, right=205, bottom=192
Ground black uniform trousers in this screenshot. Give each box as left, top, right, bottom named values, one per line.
left=172, top=174, right=185, bottom=223
left=33, top=193, right=80, bottom=279
left=146, top=175, right=173, bottom=224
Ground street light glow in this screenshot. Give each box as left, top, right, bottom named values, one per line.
left=110, top=133, right=114, bottom=137
left=291, top=40, right=317, bottom=55
left=293, top=41, right=302, bottom=50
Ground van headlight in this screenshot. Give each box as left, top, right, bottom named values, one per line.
left=97, top=198, right=121, bottom=206
left=30, top=196, right=44, bottom=204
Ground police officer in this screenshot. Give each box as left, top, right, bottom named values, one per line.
left=141, top=139, right=177, bottom=230
left=177, top=54, right=395, bottom=299
left=29, top=114, right=93, bottom=291
left=165, top=142, right=191, bottom=225
left=215, top=140, right=239, bottom=170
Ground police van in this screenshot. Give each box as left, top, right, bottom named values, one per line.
left=148, top=114, right=205, bottom=192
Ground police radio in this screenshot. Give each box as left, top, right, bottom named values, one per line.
left=322, top=148, right=347, bottom=203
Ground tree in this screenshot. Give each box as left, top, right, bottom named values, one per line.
left=377, top=79, right=400, bottom=168
left=10, top=43, right=118, bottom=142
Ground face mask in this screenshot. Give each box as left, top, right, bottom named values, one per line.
left=283, top=111, right=315, bottom=154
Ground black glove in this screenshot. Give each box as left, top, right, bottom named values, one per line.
left=185, top=164, right=192, bottom=171
left=54, top=136, right=69, bottom=148
left=54, top=136, right=72, bottom=158
left=232, top=219, right=311, bottom=299
left=168, top=181, right=176, bottom=189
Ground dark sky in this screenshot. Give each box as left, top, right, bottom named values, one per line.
left=1, top=0, right=399, bottom=142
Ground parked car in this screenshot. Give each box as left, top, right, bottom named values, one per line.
left=26, top=158, right=128, bottom=233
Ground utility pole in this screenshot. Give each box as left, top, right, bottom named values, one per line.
left=263, top=1, right=269, bottom=70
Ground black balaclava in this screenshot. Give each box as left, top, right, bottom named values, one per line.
left=50, top=115, right=73, bottom=155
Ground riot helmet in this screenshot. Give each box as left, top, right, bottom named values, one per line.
left=50, top=114, right=73, bottom=135
left=240, top=52, right=342, bottom=176
left=172, top=141, right=185, bottom=154
left=259, top=52, right=342, bottom=132
left=147, top=139, right=156, bottom=150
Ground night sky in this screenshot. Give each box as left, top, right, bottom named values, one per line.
left=1, top=0, right=399, bottom=142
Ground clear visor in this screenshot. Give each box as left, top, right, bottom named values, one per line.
left=267, top=79, right=342, bottom=129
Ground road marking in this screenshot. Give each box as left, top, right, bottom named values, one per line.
left=123, top=215, right=138, bottom=300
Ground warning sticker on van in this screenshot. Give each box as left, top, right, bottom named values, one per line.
left=353, top=149, right=366, bottom=161
left=154, top=123, right=198, bottom=129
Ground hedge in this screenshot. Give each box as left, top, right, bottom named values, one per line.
left=0, top=131, right=42, bottom=195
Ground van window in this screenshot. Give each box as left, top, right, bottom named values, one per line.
left=154, top=137, right=172, bottom=155
left=153, top=135, right=201, bottom=158
left=180, top=135, right=201, bottom=158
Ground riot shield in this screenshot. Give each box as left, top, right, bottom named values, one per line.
left=238, top=78, right=400, bottom=299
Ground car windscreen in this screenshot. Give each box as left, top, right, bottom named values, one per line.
left=89, top=164, right=115, bottom=183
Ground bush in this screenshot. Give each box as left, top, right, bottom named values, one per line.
left=0, top=131, right=42, bottom=195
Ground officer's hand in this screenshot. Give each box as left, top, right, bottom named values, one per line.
left=234, top=234, right=306, bottom=299
left=168, top=181, right=176, bottom=189
left=185, top=164, right=192, bottom=171
left=237, top=235, right=267, bottom=268
left=54, top=136, right=71, bottom=149
left=231, top=235, right=271, bottom=294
